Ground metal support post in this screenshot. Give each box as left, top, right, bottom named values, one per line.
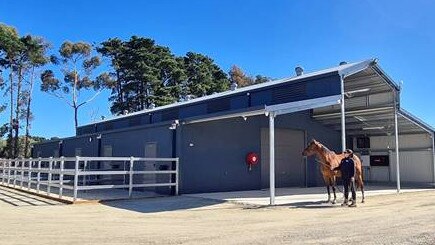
left=129, top=156, right=134, bottom=198
left=175, top=158, right=179, bottom=195
left=394, top=110, right=401, bottom=193
left=73, top=156, right=79, bottom=202
left=269, top=112, right=276, bottom=205
left=340, top=76, right=346, bottom=152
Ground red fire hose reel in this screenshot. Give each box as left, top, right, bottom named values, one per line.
left=246, top=152, right=259, bottom=171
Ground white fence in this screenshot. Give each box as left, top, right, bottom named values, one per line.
left=0, top=156, right=179, bottom=202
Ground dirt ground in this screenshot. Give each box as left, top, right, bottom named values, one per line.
left=0, top=186, right=434, bottom=245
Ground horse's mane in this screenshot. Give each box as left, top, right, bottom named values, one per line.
left=317, top=142, right=334, bottom=155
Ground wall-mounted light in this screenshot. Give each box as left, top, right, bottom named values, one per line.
left=169, top=120, right=180, bottom=130
left=345, top=88, right=371, bottom=98
left=362, top=126, right=385, bottom=130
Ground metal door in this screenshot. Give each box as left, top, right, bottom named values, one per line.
left=143, top=142, right=157, bottom=185
left=261, top=128, right=305, bottom=188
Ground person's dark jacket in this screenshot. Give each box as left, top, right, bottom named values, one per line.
left=334, top=157, right=355, bottom=180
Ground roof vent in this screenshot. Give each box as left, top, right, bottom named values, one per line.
left=122, top=110, right=129, bottom=115
left=295, top=66, right=304, bottom=76
left=230, top=82, right=238, bottom=91
left=148, top=103, right=155, bottom=109
left=339, top=61, right=348, bottom=65
left=185, top=94, right=195, bottom=101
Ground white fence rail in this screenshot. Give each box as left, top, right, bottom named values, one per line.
left=0, top=156, right=179, bottom=202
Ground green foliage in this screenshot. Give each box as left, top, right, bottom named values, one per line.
left=181, top=52, right=230, bottom=98
left=0, top=23, right=23, bottom=63
left=98, top=37, right=230, bottom=115
left=0, top=135, right=48, bottom=158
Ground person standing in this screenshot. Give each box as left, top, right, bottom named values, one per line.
left=332, top=149, right=357, bottom=207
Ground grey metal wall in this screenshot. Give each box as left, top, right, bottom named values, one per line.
left=179, top=110, right=341, bottom=194
left=61, top=135, right=99, bottom=157
left=33, top=111, right=341, bottom=194
left=100, top=125, right=172, bottom=158
left=32, top=140, right=61, bottom=158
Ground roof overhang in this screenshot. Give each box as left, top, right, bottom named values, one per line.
left=313, top=62, right=432, bottom=137
left=184, top=95, right=342, bottom=125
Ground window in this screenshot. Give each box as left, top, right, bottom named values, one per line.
left=356, top=137, right=370, bottom=149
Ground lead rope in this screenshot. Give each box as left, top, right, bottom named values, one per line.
left=314, top=158, right=343, bottom=194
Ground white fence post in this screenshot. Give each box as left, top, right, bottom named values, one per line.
left=175, top=158, right=179, bottom=196
left=7, top=160, right=11, bottom=186
left=59, top=156, right=64, bottom=199
left=1, top=156, right=178, bottom=202
left=129, top=156, right=134, bottom=198
left=37, top=158, right=41, bottom=193
left=47, top=157, right=53, bottom=195
left=73, top=156, right=79, bottom=202
left=20, top=159, right=24, bottom=189
left=13, top=160, right=17, bottom=188
left=83, top=160, right=87, bottom=187
left=28, top=158, right=32, bottom=190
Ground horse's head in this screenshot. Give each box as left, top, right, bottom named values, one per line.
left=302, top=139, right=321, bottom=157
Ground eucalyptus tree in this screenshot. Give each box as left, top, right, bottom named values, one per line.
left=40, top=41, right=106, bottom=130
left=21, top=36, right=49, bottom=157
left=0, top=23, right=23, bottom=158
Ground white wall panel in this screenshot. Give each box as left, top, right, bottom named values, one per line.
left=390, top=150, right=433, bottom=183
left=370, top=134, right=432, bottom=150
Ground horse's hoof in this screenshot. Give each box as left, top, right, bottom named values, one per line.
left=361, top=200, right=365, bottom=203
left=331, top=200, right=336, bottom=204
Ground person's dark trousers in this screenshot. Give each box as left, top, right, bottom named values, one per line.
left=343, top=178, right=350, bottom=201
left=343, top=177, right=357, bottom=201
left=350, top=177, right=356, bottom=201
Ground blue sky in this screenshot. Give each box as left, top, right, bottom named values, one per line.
left=1, top=0, right=435, bottom=138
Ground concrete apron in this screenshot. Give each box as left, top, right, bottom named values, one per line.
left=184, top=185, right=435, bottom=206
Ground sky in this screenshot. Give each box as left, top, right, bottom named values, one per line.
left=1, top=0, right=435, bottom=138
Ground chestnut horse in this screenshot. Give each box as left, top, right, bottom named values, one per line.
left=302, top=139, right=365, bottom=203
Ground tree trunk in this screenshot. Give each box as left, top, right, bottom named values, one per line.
left=14, top=66, right=23, bottom=158
left=8, top=69, right=14, bottom=158
left=73, top=68, right=78, bottom=132
left=24, top=67, right=35, bottom=158
left=74, top=105, right=78, bottom=131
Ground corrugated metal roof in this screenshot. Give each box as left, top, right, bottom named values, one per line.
left=399, top=108, right=435, bottom=133
left=80, top=59, right=377, bottom=127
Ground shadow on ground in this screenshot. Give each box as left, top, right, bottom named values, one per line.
left=242, top=200, right=339, bottom=210
left=101, top=196, right=226, bottom=214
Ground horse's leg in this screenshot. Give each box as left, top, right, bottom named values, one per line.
left=331, top=177, right=337, bottom=204
left=357, top=174, right=365, bottom=203
left=326, top=185, right=331, bottom=203
left=331, top=185, right=337, bottom=204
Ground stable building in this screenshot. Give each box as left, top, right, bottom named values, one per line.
left=33, top=59, right=435, bottom=203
